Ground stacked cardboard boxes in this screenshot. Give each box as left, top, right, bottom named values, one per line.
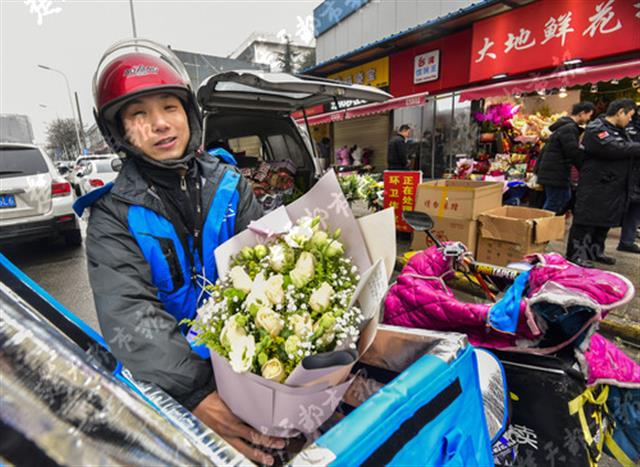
left=410, top=180, right=503, bottom=254
left=477, top=206, right=566, bottom=266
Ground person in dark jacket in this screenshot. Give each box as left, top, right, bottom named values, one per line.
left=567, top=99, right=640, bottom=266
left=80, top=39, right=284, bottom=465
left=537, top=102, right=595, bottom=213
left=387, top=124, right=412, bottom=170
left=618, top=107, right=640, bottom=253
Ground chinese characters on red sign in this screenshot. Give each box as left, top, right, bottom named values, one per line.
left=383, top=171, right=422, bottom=232
left=470, top=0, right=640, bottom=82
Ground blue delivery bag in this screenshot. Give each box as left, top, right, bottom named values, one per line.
left=310, top=329, right=493, bottom=466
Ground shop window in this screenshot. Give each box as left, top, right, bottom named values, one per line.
left=413, top=94, right=478, bottom=179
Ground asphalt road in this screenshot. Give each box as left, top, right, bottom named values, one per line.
left=1, top=220, right=100, bottom=333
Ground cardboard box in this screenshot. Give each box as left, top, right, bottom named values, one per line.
left=476, top=238, right=547, bottom=266
left=411, top=217, right=479, bottom=255
left=414, top=180, right=503, bottom=220
left=476, top=206, right=566, bottom=266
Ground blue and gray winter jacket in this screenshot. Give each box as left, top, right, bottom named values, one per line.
left=78, top=153, right=262, bottom=409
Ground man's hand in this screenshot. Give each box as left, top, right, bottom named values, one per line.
left=192, top=392, right=286, bottom=465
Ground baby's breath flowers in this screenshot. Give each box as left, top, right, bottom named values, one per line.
left=185, top=216, right=362, bottom=380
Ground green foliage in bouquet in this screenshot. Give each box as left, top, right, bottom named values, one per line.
left=338, top=174, right=384, bottom=212
left=183, top=217, right=362, bottom=383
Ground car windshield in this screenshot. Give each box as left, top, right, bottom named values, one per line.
left=0, top=147, right=49, bottom=179
left=94, top=160, right=115, bottom=173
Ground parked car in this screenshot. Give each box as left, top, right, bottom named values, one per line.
left=0, top=143, right=81, bottom=246
left=76, top=159, right=119, bottom=196
left=68, top=154, right=119, bottom=195
left=196, top=71, right=390, bottom=204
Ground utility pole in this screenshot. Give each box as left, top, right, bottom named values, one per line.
left=37, top=64, right=83, bottom=156
left=129, top=0, right=138, bottom=38
left=74, top=91, right=87, bottom=149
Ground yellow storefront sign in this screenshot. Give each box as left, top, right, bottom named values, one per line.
left=328, top=57, right=389, bottom=88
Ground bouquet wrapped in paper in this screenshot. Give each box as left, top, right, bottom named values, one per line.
left=186, top=172, right=396, bottom=437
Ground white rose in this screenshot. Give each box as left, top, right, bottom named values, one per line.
left=269, top=244, right=288, bottom=272
left=325, top=240, right=344, bottom=258
left=261, top=358, right=285, bottom=383
left=309, top=282, right=334, bottom=312
left=228, top=334, right=255, bottom=373
left=284, top=335, right=301, bottom=355
left=313, top=315, right=336, bottom=347
left=220, top=314, right=247, bottom=349
left=245, top=272, right=268, bottom=308
left=265, top=274, right=285, bottom=306
left=310, top=230, right=329, bottom=249
left=290, top=252, right=315, bottom=288
left=256, top=306, right=284, bottom=337
left=289, top=312, right=313, bottom=338
left=229, top=266, right=252, bottom=293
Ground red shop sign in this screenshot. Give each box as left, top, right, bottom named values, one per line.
left=469, top=0, right=640, bottom=82
left=383, top=171, right=422, bottom=233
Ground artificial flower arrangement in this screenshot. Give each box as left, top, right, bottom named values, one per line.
left=185, top=171, right=392, bottom=437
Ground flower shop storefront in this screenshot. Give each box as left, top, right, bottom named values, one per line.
left=440, top=0, right=640, bottom=201
left=304, top=0, right=638, bottom=188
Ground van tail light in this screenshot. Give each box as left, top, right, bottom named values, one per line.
left=89, top=179, right=105, bottom=188
left=52, top=180, right=72, bottom=197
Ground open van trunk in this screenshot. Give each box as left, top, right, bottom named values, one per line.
left=197, top=71, right=391, bottom=209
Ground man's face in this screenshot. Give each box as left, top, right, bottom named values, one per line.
left=121, top=93, right=190, bottom=161
left=576, top=111, right=594, bottom=126
left=615, top=109, right=635, bottom=128
left=400, top=128, right=412, bottom=139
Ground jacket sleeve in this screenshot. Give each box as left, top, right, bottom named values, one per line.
left=86, top=198, right=214, bottom=410
left=396, top=139, right=408, bottom=168
left=558, top=127, right=585, bottom=168
left=234, top=171, right=264, bottom=233
left=583, top=129, right=640, bottom=161
left=387, top=139, right=397, bottom=164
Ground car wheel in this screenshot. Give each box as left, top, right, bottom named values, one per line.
left=64, top=229, right=83, bottom=247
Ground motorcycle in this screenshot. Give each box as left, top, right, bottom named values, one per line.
left=384, top=211, right=640, bottom=466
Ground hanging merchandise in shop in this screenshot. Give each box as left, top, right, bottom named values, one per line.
left=470, top=0, right=640, bottom=82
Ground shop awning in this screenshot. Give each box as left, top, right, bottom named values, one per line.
left=459, top=59, right=640, bottom=102
left=299, top=91, right=430, bottom=126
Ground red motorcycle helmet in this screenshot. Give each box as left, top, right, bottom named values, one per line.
left=93, top=38, right=201, bottom=155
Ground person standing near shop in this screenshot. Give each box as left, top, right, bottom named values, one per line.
left=567, top=99, right=640, bottom=266
left=537, top=102, right=595, bottom=214
left=618, top=106, right=640, bottom=254
left=387, top=124, right=412, bottom=170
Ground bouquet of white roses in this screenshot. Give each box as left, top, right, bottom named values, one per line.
left=184, top=171, right=392, bottom=437
left=185, top=216, right=363, bottom=383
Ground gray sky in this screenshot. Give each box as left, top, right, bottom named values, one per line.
left=1, top=0, right=321, bottom=144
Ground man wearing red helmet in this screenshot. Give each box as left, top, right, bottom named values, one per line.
left=76, top=40, right=285, bottom=464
